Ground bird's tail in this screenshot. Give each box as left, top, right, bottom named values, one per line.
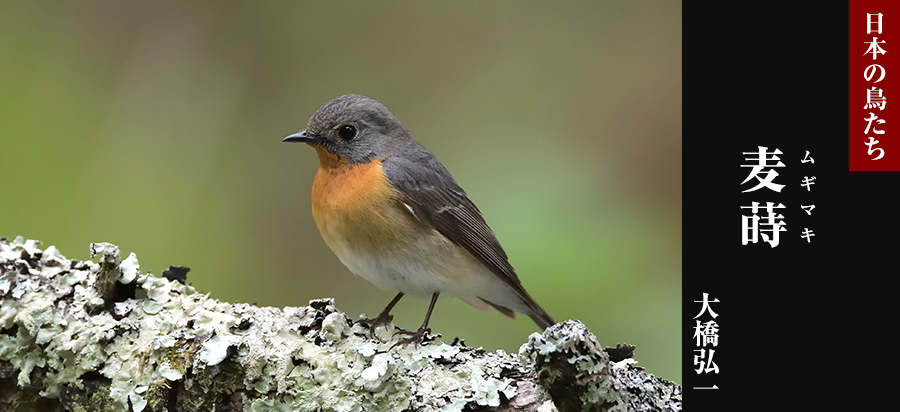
left=527, top=304, right=556, bottom=330
left=479, top=297, right=556, bottom=330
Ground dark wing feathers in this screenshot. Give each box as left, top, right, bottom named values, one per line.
left=382, top=155, right=554, bottom=328
left=382, top=156, right=518, bottom=284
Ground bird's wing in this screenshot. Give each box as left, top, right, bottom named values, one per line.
left=381, top=155, right=553, bottom=327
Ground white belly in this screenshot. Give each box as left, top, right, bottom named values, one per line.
left=331, top=225, right=489, bottom=299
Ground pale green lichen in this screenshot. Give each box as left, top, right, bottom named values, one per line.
left=3, top=237, right=678, bottom=411
left=321, top=312, right=347, bottom=341
left=1, top=238, right=562, bottom=411
left=1, top=237, right=207, bottom=410
left=520, top=321, right=682, bottom=412
left=521, top=320, right=624, bottom=412
left=157, top=361, right=184, bottom=381
left=198, top=333, right=232, bottom=366
left=119, top=252, right=139, bottom=284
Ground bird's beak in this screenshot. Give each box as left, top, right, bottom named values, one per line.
left=283, top=130, right=320, bottom=143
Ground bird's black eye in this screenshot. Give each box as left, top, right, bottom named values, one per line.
left=338, top=125, right=357, bottom=140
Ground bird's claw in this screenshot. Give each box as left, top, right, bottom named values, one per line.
left=390, top=326, right=432, bottom=349
left=356, top=313, right=396, bottom=338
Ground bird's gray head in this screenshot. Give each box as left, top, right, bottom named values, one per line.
left=284, top=94, right=411, bottom=164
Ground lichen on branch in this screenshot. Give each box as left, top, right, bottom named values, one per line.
left=0, top=237, right=680, bottom=412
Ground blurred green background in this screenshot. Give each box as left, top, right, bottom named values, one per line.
left=0, top=1, right=681, bottom=382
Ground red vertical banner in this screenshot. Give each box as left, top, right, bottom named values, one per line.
left=851, top=2, right=900, bottom=170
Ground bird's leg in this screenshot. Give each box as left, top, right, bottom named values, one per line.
left=357, top=292, right=404, bottom=335
left=391, top=292, right=439, bottom=349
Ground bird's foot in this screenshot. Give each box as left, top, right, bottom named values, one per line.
left=390, top=325, right=435, bottom=349
left=356, top=311, right=394, bottom=338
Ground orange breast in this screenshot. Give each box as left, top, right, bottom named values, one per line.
left=307, top=145, right=497, bottom=299
left=310, top=145, right=410, bottom=254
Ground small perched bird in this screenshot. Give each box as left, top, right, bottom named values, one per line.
left=284, top=94, right=554, bottom=344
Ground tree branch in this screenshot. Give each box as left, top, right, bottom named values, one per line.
left=0, top=237, right=681, bottom=412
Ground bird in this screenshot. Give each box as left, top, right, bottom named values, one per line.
left=284, top=94, right=555, bottom=345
